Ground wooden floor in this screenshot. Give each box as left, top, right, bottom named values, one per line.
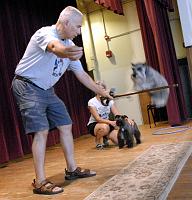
left=1, top=121, right=192, bottom=200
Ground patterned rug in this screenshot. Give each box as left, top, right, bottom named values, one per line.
left=85, top=142, right=192, bottom=200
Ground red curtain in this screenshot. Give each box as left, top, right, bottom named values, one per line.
left=0, top=0, right=93, bottom=164
left=94, top=0, right=124, bottom=15
left=135, top=0, right=187, bottom=125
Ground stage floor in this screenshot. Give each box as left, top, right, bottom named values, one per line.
left=0, top=121, right=192, bottom=200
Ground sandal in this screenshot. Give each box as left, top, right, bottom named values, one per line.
left=32, top=179, right=64, bottom=195
left=65, top=167, right=96, bottom=180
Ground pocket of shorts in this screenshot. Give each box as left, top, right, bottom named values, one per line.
left=12, top=79, right=27, bottom=96
left=20, top=102, right=36, bottom=110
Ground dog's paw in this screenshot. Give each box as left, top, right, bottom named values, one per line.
left=127, top=143, right=134, bottom=148
left=136, top=139, right=141, bottom=144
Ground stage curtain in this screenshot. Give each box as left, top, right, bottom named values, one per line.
left=135, top=0, right=187, bottom=125
left=0, top=0, right=93, bottom=164
left=94, top=0, right=124, bottom=15
left=156, top=0, right=174, bottom=11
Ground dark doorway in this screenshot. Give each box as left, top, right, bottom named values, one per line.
left=178, top=58, right=192, bottom=118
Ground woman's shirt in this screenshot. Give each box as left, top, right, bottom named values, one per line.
left=87, top=97, right=114, bottom=125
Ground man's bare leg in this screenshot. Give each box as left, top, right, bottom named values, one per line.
left=58, top=125, right=76, bottom=172
left=32, top=130, right=62, bottom=192
left=32, top=130, right=48, bottom=183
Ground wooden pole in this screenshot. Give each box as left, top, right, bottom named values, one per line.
left=114, top=84, right=178, bottom=98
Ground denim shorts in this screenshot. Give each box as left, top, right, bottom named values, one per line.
left=12, top=78, right=72, bottom=134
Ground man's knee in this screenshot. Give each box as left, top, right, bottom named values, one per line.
left=58, top=124, right=72, bottom=136
left=33, top=130, right=49, bottom=140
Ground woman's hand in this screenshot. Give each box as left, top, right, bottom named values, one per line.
left=126, top=118, right=135, bottom=126
left=109, top=120, right=117, bottom=127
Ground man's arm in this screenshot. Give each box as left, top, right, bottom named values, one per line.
left=74, top=70, right=112, bottom=99
left=47, top=40, right=83, bottom=61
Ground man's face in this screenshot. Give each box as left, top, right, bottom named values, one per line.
left=63, top=16, right=82, bottom=39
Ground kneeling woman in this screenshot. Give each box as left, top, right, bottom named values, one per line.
left=87, top=81, right=134, bottom=150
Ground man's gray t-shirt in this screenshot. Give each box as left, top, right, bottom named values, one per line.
left=15, top=25, right=83, bottom=90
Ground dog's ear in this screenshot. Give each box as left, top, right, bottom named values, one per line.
left=122, top=115, right=128, bottom=119
left=144, top=64, right=150, bottom=75
left=115, top=115, right=120, bottom=119
left=131, top=63, right=135, bottom=67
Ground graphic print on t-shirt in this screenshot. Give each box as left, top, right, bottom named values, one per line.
left=52, top=58, right=64, bottom=77
left=97, top=106, right=110, bottom=119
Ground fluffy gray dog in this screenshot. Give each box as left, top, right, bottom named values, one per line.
left=131, top=63, right=169, bottom=108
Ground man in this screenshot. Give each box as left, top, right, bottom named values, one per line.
left=12, top=6, right=112, bottom=195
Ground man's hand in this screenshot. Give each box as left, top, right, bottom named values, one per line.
left=102, top=90, right=114, bottom=100
left=47, top=40, right=83, bottom=60
left=64, top=45, right=83, bottom=61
